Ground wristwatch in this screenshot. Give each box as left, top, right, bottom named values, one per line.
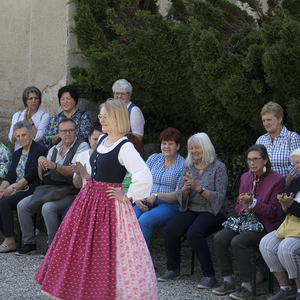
left=154, top=193, right=158, bottom=199
left=199, top=187, right=205, bottom=195
left=12, top=186, right=17, bottom=193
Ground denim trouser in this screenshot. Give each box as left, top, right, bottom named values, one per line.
left=164, top=210, right=227, bottom=277
left=134, top=199, right=179, bottom=245
left=17, top=194, right=75, bottom=246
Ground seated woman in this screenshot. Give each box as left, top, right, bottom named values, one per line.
left=133, top=128, right=185, bottom=245
left=0, top=120, right=46, bottom=252
left=259, top=148, right=300, bottom=300
left=8, top=86, right=50, bottom=151
left=43, top=85, right=93, bottom=149
left=213, top=144, right=286, bottom=300
left=158, top=132, right=228, bottom=289
left=0, top=126, right=11, bottom=184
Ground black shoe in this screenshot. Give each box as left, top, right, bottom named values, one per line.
left=40, top=249, right=48, bottom=259
left=15, top=244, right=37, bottom=256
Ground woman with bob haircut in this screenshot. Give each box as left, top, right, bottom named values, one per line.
left=43, top=85, right=93, bottom=149
left=112, top=79, right=145, bottom=142
left=213, top=144, right=285, bottom=300
left=9, top=86, right=50, bottom=151
left=256, top=101, right=300, bottom=186
left=134, top=127, right=185, bottom=245
left=158, top=132, right=229, bottom=289
left=259, top=147, right=300, bottom=300
left=35, top=99, right=158, bottom=300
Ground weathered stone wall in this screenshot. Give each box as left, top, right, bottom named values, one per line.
left=0, top=0, right=99, bottom=152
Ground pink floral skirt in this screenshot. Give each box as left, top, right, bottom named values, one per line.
left=35, top=179, right=158, bottom=300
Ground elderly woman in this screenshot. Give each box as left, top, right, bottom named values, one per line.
left=134, top=128, right=185, bottom=245
left=0, top=121, right=46, bottom=252
left=158, top=132, right=228, bottom=288
left=43, top=85, right=93, bottom=149
left=0, top=127, right=11, bottom=184
left=112, top=79, right=145, bottom=142
left=213, top=144, right=286, bottom=300
left=259, top=148, right=300, bottom=300
left=9, top=86, right=50, bottom=151
left=256, top=101, right=300, bottom=186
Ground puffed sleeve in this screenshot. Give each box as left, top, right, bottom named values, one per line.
left=118, top=142, right=152, bottom=201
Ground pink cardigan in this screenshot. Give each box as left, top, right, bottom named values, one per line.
left=235, top=170, right=286, bottom=232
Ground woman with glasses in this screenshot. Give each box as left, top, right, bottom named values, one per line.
left=256, top=101, right=300, bottom=186
left=212, top=144, right=286, bottom=300
left=112, top=79, right=145, bottom=142
left=9, top=86, right=50, bottom=151
left=43, top=85, right=93, bottom=149
left=35, top=99, right=157, bottom=300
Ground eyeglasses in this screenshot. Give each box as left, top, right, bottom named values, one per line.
left=114, top=92, right=129, bottom=97
left=98, top=114, right=107, bottom=121
left=59, top=129, right=76, bottom=134
left=247, top=157, right=262, bottom=163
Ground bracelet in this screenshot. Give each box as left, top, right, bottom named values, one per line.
left=123, top=193, right=126, bottom=202
left=182, top=188, right=189, bottom=195
left=54, top=163, right=57, bottom=170
left=31, top=123, right=35, bottom=126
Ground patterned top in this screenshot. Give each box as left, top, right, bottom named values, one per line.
left=16, top=152, right=29, bottom=182
left=177, top=158, right=229, bottom=216
left=43, top=109, right=93, bottom=150
left=146, top=153, right=185, bottom=194
left=0, top=143, right=11, bottom=181
left=256, top=126, right=300, bottom=178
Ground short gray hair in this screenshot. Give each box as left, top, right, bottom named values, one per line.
left=13, top=120, right=33, bottom=136
left=290, top=148, right=300, bottom=159
left=112, top=79, right=133, bottom=95
left=22, top=86, right=42, bottom=107
left=185, top=132, right=216, bottom=167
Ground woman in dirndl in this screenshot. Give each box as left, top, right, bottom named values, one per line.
left=34, top=99, right=158, bottom=300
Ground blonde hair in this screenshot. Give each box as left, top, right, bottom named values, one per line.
left=260, top=101, right=284, bottom=120
left=99, top=99, right=130, bottom=134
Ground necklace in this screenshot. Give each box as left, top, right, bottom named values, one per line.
left=104, top=138, right=116, bottom=147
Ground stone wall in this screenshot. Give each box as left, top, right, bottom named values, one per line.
left=0, top=0, right=99, bottom=152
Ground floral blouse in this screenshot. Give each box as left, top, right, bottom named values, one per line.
left=43, top=109, right=93, bottom=149
left=0, top=143, right=11, bottom=182
left=16, top=152, right=29, bottom=182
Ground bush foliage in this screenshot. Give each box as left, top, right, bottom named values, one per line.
left=70, top=0, right=300, bottom=192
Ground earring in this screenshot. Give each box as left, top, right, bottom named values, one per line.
left=263, top=165, right=266, bottom=173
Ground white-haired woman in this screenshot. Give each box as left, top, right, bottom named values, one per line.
left=0, top=120, right=46, bottom=252
left=158, top=133, right=229, bottom=289
left=259, top=148, right=300, bottom=300
left=112, top=79, right=145, bottom=142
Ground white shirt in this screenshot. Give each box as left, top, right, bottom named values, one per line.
left=127, top=102, right=145, bottom=137
left=9, top=107, right=51, bottom=151
left=47, top=138, right=90, bottom=164
left=97, top=136, right=152, bottom=201
left=73, top=149, right=91, bottom=189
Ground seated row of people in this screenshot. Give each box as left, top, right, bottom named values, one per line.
left=8, top=79, right=144, bottom=152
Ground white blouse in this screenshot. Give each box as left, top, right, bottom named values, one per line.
left=97, top=136, right=152, bottom=201
left=9, top=107, right=51, bottom=151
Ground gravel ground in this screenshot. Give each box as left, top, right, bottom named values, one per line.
left=0, top=233, right=278, bottom=299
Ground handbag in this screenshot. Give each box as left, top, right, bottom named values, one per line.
left=275, top=214, right=300, bottom=238
left=222, top=211, right=264, bottom=233
left=42, top=169, right=73, bottom=186
left=7, top=183, right=29, bottom=195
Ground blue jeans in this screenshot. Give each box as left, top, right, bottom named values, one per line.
left=134, top=199, right=179, bottom=245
